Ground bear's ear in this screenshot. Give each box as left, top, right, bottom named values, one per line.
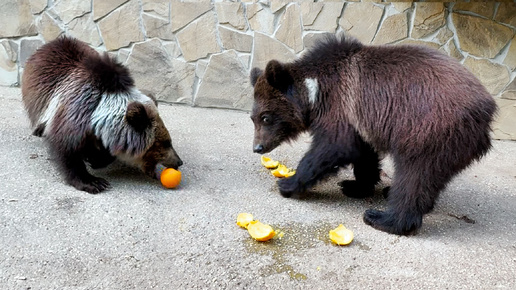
left=264, top=60, right=293, bottom=93
left=126, top=102, right=154, bottom=132
left=250, top=67, right=263, bottom=87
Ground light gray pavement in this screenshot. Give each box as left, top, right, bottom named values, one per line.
left=0, top=86, right=515, bottom=289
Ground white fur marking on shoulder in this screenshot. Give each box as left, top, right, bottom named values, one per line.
left=38, top=94, right=60, bottom=124
left=91, top=88, right=156, bottom=156
left=305, top=78, right=319, bottom=105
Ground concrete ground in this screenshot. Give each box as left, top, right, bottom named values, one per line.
left=0, top=86, right=515, bottom=289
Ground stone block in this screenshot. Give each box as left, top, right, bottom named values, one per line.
left=143, top=13, right=175, bottom=40
left=339, top=3, right=384, bottom=44
left=125, top=39, right=195, bottom=104
left=276, top=4, right=304, bottom=53
left=176, top=12, right=220, bottom=62
left=453, top=2, right=496, bottom=19
left=93, top=0, right=129, bottom=21
left=503, top=37, right=516, bottom=71
left=215, top=2, right=246, bottom=30
left=303, top=32, right=332, bottom=50
left=412, top=3, right=446, bottom=39
left=195, top=60, right=208, bottom=80
left=464, top=57, right=510, bottom=96
left=392, top=3, right=412, bottom=13
left=397, top=39, right=441, bottom=50
left=303, top=2, right=344, bottom=32
left=19, top=38, right=44, bottom=68
left=170, top=1, right=213, bottom=32
left=251, top=32, right=296, bottom=70
left=248, top=5, right=275, bottom=35
left=501, top=78, right=516, bottom=100
left=97, top=0, right=144, bottom=51
left=163, top=41, right=182, bottom=59
left=142, top=0, right=169, bottom=19
left=53, top=0, right=91, bottom=24
left=492, top=98, right=516, bottom=140
left=29, top=0, right=47, bottom=14
left=300, top=2, right=324, bottom=27
left=447, top=39, right=464, bottom=61
left=195, top=50, right=254, bottom=110
left=373, top=12, right=408, bottom=44
left=495, top=3, right=516, bottom=27
left=434, top=26, right=453, bottom=45
left=219, top=26, right=253, bottom=53
left=0, top=0, right=37, bottom=37
left=0, top=40, right=18, bottom=86
left=37, top=12, right=63, bottom=42
left=453, top=13, right=513, bottom=59
left=271, top=0, right=289, bottom=13
left=68, top=13, right=102, bottom=47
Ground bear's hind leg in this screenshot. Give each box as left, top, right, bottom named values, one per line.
left=340, top=142, right=380, bottom=198
left=363, top=158, right=450, bottom=235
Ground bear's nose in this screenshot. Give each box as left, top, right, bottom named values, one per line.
left=253, top=144, right=264, bottom=154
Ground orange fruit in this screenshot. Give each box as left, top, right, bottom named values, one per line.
left=247, top=220, right=276, bottom=242
left=329, top=224, right=354, bottom=246
left=261, top=156, right=280, bottom=169
left=270, top=164, right=296, bottom=178
left=160, top=168, right=181, bottom=189
left=236, top=213, right=254, bottom=229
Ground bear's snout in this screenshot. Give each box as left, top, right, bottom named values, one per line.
left=253, top=144, right=264, bottom=154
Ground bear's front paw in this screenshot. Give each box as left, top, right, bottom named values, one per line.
left=277, top=177, right=303, bottom=198
left=70, top=176, right=111, bottom=194
left=363, top=209, right=420, bottom=236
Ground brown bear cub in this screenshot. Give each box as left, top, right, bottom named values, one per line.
left=22, top=36, right=182, bottom=193
left=250, top=34, right=496, bottom=235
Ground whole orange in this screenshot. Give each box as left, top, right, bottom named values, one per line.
left=160, top=168, right=181, bottom=189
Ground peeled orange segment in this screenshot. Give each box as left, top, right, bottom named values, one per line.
left=261, top=156, right=280, bottom=169
left=270, top=164, right=296, bottom=178
left=236, top=213, right=254, bottom=229
left=329, top=224, right=354, bottom=246
left=247, top=220, right=276, bottom=242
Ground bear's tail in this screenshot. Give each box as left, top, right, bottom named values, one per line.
left=83, top=52, right=134, bottom=94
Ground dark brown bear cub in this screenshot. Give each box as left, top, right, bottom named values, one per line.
left=22, top=36, right=183, bottom=193
left=250, top=34, right=496, bottom=235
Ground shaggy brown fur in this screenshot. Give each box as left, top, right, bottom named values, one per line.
left=22, top=36, right=182, bottom=193
left=250, top=34, right=496, bottom=235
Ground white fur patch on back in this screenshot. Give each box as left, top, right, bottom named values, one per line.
left=304, top=78, right=319, bottom=105
left=91, top=88, right=155, bottom=156
left=38, top=94, right=60, bottom=135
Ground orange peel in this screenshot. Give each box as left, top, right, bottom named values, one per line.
left=270, top=164, right=296, bottom=178
left=329, top=224, right=354, bottom=246
left=261, top=156, right=280, bottom=169
left=236, top=213, right=254, bottom=229
left=247, top=220, right=276, bottom=242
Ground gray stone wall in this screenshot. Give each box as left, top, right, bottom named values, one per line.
left=0, top=1, right=515, bottom=139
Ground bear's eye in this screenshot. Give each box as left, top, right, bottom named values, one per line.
left=262, top=116, right=272, bottom=125
left=162, top=140, right=172, bottom=148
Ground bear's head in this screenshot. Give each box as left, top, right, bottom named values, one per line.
left=123, top=101, right=183, bottom=178
left=250, top=60, right=308, bottom=154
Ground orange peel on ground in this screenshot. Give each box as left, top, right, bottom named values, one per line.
left=236, top=213, right=254, bottom=229
left=247, top=220, right=276, bottom=242
left=270, top=164, right=296, bottom=178
left=329, top=224, right=354, bottom=246
left=261, top=156, right=280, bottom=169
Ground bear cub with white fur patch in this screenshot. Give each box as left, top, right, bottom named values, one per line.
left=250, top=34, right=496, bottom=235
left=22, top=36, right=182, bottom=193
